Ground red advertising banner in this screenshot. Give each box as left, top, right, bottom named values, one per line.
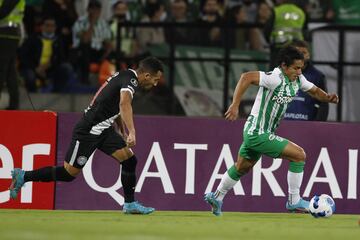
left=0, top=111, right=57, bottom=209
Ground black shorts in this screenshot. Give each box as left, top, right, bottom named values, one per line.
left=64, top=126, right=127, bottom=168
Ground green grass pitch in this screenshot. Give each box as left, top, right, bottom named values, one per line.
left=0, top=210, right=359, bottom=240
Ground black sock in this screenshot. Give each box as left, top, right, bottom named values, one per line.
left=24, top=166, right=55, bottom=182
left=121, top=156, right=137, bottom=203
left=24, top=166, right=76, bottom=182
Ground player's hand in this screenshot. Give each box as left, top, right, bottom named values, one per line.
left=225, top=103, right=239, bottom=121
left=327, top=93, right=339, bottom=104
left=126, top=132, right=136, bottom=147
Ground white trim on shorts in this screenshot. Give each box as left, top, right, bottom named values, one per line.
left=69, top=140, right=80, bottom=166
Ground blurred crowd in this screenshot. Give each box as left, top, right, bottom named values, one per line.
left=1, top=0, right=358, bottom=98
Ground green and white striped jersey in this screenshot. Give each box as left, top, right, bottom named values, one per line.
left=246, top=67, right=314, bottom=135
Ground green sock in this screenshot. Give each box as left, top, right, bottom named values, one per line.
left=227, top=165, right=245, bottom=181
left=289, top=161, right=305, bottom=173
left=215, top=165, right=245, bottom=201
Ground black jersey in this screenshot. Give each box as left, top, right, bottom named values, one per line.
left=76, top=69, right=139, bottom=135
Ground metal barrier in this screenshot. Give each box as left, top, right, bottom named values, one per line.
left=310, top=25, right=360, bottom=121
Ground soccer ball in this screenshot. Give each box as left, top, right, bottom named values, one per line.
left=309, top=194, right=336, bottom=218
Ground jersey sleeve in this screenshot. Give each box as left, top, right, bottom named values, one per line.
left=299, top=75, right=314, bottom=92
left=259, top=71, right=282, bottom=90
left=120, top=76, right=139, bottom=98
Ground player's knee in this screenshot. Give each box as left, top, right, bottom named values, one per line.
left=56, top=166, right=76, bottom=182
left=112, top=147, right=134, bottom=162
left=122, top=155, right=137, bottom=172
left=296, top=147, right=306, bottom=162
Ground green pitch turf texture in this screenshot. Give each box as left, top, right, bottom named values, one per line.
left=0, top=210, right=359, bottom=240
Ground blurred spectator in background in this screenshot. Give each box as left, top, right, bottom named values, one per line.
left=0, top=0, right=25, bottom=110
left=332, top=0, right=360, bottom=26
left=252, top=0, right=271, bottom=51
left=239, top=0, right=258, bottom=23
left=256, top=0, right=272, bottom=25
left=265, top=0, right=307, bottom=69
left=110, top=1, right=138, bottom=59
left=74, top=0, right=89, bottom=18
left=184, top=0, right=204, bottom=20
left=18, top=16, right=73, bottom=93
left=194, top=0, right=223, bottom=47
left=126, top=0, right=144, bottom=22
left=136, top=0, right=166, bottom=55
left=165, top=0, right=193, bottom=45
left=23, top=0, right=43, bottom=35
left=99, top=0, right=113, bottom=21
left=72, top=0, right=112, bottom=84
left=74, top=0, right=111, bottom=20
left=105, top=0, right=137, bottom=85
left=42, top=0, right=78, bottom=57
left=284, top=39, right=328, bottom=121
left=305, top=0, right=334, bottom=21
left=226, top=4, right=260, bottom=50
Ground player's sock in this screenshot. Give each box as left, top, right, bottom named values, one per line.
left=24, top=166, right=54, bottom=182
left=214, top=165, right=245, bottom=201
left=24, top=166, right=75, bottom=182
left=121, top=155, right=137, bottom=203
left=287, top=161, right=305, bottom=205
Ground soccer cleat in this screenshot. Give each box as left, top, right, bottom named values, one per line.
left=286, top=198, right=310, bottom=213
left=9, top=168, right=25, bottom=199
left=123, top=201, right=155, bottom=214
left=204, top=192, right=223, bottom=216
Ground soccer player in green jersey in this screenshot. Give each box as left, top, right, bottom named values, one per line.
left=204, top=45, right=339, bottom=216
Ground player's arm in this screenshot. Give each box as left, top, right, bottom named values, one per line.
left=225, top=71, right=260, bottom=121
left=315, top=75, right=329, bottom=121
left=306, top=85, right=339, bottom=104
left=119, top=91, right=136, bottom=147
left=114, top=115, right=126, bottom=137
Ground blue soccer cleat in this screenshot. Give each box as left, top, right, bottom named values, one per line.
left=204, top=192, right=223, bottom=216
left=123, top=201, right=155, bottom=214
left=9, top=168, right=25, bottom=199
left=286, top=198, right=310, bottom=213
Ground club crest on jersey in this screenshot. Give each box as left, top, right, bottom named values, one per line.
left=272, top=95, right=293, bottom=104
left=130, top=78, right=138, bottom=87
left=77, top=156, right=88, bottom=166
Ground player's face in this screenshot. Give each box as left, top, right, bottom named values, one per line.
left=143, top=71, right=162, bottom=90
left=282, top=59, right=304, bottom=81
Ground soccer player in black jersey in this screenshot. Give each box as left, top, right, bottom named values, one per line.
left=9, top=57, right=164, bottom=214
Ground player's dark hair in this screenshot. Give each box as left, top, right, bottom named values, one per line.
left=277, top=45, right=304, bottom=67
left=290, top=39, right=309, bottom=50
left=138, top=57, right=164, bottom=75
